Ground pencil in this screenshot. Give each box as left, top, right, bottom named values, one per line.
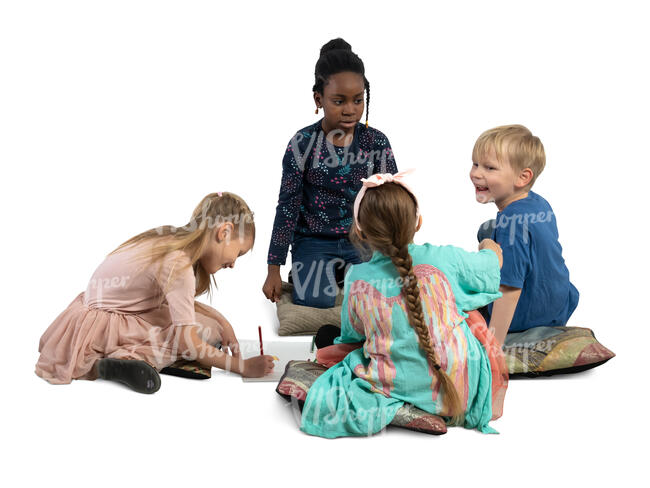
left=258, top=325, right=264, bottom=355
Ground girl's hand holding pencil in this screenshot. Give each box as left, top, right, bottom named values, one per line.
left=240, top=355, right=276, bottom=378
left=239, top=326, right=278, bottom=378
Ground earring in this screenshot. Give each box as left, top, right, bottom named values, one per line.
left=315, top=107, right=319, bottom=114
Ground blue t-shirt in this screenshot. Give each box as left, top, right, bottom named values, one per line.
left=487, top=191, right=579, bottom=332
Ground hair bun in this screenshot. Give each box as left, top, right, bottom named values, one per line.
left=320, top=38, right=352, bottom=55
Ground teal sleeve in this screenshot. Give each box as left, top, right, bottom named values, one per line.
left=334, top=272, right=366, bottom=345
left=448, top=247, right=503, bottom=312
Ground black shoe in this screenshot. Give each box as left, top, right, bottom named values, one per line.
left=96, top=358, right=161, bottom=394
left=315, top=324, right=342, bottom=349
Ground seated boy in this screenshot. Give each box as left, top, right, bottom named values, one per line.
left=470, top=124, right=579, bottom=346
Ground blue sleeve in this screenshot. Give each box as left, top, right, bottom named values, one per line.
left=334, top=272, right=366, bottom=344
left=494, top=219, right=531, bottom=289
left=443, top=246, right=503, bottom=312
left=267, top=138, right=304, bottom=265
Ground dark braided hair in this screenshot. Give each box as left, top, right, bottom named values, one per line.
left=313, top=38, right=370, bottom=127
left=350, top=183, right=465, bottom=426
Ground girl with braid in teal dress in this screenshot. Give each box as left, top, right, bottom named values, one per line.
left=300, top=170, right=509, bottom=438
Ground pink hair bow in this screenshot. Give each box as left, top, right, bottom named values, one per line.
left=353, top=168, right=419, bottom=231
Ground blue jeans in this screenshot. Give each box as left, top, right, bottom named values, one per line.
left=289, top=235, right=364, bottom=308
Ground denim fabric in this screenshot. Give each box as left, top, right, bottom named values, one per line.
left=290, top=235, right=363, bottom=308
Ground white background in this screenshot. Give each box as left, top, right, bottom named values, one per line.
left=1, top=1, right=647, bottom=486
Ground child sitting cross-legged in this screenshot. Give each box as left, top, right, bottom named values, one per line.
left=470, top=125, right=579, bottom=345
left=300, top=170, right=509, bottom=437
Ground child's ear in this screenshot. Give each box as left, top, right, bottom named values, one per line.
left=517, top=168, right=534, bottom=188
left=216, top=223, right=234, bottom=243
left=415, top=215, right=423, bottom=232
left=313, top=91, right=322, bottom=109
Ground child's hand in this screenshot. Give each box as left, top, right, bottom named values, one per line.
left=262, top=266, right=283, bottom=303
left=241, top=355, right=276, bottom=378
left=479, top=239, right=503, bottom=268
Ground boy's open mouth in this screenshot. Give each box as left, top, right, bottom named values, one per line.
left=475, top=186, right=489, bottom=191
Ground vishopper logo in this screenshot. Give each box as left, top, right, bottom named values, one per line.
left=496, top=209, right=555, bottom=245
left=290, top=257, right=413, bottom=300
left=291, top=258, right=345, bottom=300
left=86, top=274, right=132, bottom=305
left=87, top=275, right=131, bottom=291
left=289, top=128, right=393, bottom=172
left=146, top=323, right=261, bottom=367
left=504, top=339, right=557, bottom=373
left=506, top=339, right=556, bottom=354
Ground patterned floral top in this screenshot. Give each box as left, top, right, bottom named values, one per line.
left=267, top=119, right=397, bottom=265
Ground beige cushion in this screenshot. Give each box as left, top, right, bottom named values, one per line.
left=276, top=282, right=343, bottom=336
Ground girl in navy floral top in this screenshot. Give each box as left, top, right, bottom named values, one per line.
left=263, top=38, right=398, bottom=308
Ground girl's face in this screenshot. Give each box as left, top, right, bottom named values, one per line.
left=314, top=71, right=365, bottom=135
left=199, top=223, right=253, bottom=274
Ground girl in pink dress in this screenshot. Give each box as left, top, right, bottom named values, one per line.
left=35, top=192, right=275, bottom=393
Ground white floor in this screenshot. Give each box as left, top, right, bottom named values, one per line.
left=10, top=297, right=638, bottom=487
left=3, top=1, right=647, bottom=486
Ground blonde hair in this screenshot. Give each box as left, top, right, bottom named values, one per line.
left=351, top=183, right=464, bottom=425
left=111, top=192, right=255, bottom=298
left=472, top=124, right=546, bottom=188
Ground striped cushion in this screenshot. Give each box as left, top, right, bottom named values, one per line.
left=277, top=282, right=343, bottom=336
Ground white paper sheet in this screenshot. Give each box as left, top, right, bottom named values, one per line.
left=238, top=339, right=316, bottom=382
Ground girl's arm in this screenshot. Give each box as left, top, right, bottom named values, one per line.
left=267, top=137, right=307, bottom=267
left=177, top=326, right=274, bottom=378
left=194, top=303, right=241, bottom=357
left=158, top=254, right=274, bottom=377
left=264, top=136, right=308, bottom=302
left=370, top=130, right=397, bottom=174
left=478, top=239, right=503, bottom=267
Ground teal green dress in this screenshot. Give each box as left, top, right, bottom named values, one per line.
left=300, top=243, right=502, bottom=438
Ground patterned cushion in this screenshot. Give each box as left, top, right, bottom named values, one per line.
left=275, top=360, right=447, bottom=435
left=277, top=282, right=343, bottom=336
left=504, top=326, right=615, bottom=377
left=160, top=360, right=211, bottom=380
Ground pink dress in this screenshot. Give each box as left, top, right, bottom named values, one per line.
left=35, top=242, right=224, bottom=384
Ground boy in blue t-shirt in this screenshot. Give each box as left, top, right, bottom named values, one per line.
left=470, top=124, right=579, bottom=345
